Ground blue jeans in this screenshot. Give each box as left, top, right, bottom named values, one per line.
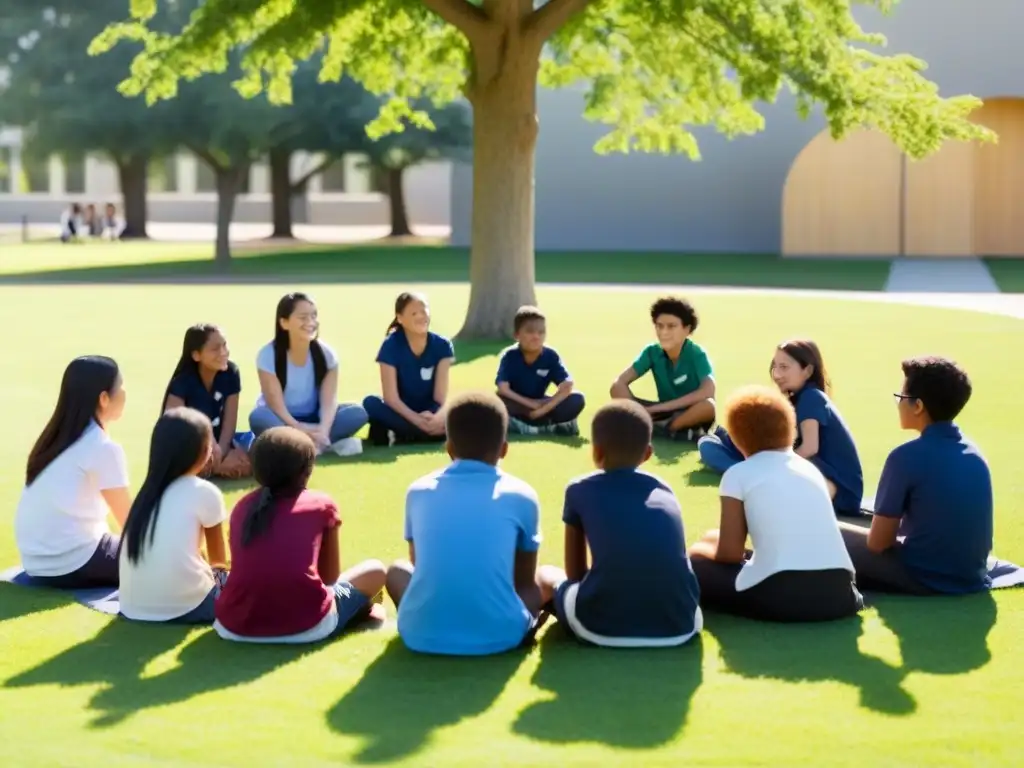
left=249, top=403, right=368, bottom=441
left=698, top=426, right=745, bottom=474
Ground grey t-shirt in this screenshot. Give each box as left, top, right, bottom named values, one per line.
left=255, top=341, right=338, bottom=417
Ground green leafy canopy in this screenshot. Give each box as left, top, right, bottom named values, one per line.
left=89, top=0, right=994, bottom=159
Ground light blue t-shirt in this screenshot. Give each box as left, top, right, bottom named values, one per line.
left=398, top=460, right=542, bottom=655
left=255, top=341, right=338, bottom=418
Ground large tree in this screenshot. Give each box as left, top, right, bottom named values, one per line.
left=93, top=0, right=990, bottom=338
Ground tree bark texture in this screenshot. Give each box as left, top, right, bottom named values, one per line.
left=213, top=164, right=249, bottom=270
left=116, top=154, right=149, bottom=239
left=268, top=146, right=294, bottom=239
left=386, top=166, right=412, bottom=237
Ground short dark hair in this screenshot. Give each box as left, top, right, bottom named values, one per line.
left=725, top=385, right=797, bottom=456
left=513, top=305, right=546, bottom=333
left=591, top=400, right=653, bottom=468
left=446, top=392, right=508, bottom=463
left=650, top=296, right=698, bottom=331
left=902, top=356, right=972, bottom=422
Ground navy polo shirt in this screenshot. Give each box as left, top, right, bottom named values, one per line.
left=167, top=363, right=242, bottom=441
left=376, top=330, right=455, bottom=411
left=793, top=385, right=864, bottom=514
left=495, top=345, right=570, bottom=399
left=874, top=422, right=993, bottom=594
left=563, top=469, right=701, bottom=639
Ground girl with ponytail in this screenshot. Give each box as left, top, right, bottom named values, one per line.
left=214, top=427, right=386, bottom=643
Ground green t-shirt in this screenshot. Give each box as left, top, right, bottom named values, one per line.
left=631, top=339, right=713, bottom=403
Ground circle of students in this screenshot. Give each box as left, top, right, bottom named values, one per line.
left=12, top=292, right=995, bottom=653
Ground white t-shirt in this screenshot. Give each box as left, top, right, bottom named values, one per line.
left=15, top=423, right=129, bottom=577
left=118, top=476, right=227, bottom=622
left=720, top=449, right=854, bottom=592
left=255, top=341, right=338, bottom=418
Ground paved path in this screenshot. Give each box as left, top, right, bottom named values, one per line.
left=883, top=258, right=1000, bottom=293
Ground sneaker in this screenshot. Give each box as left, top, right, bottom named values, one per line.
left=509, top=417, right=540, bottom=436
left=551, top=419, right=580, bottom=437
left=331, top=437, right=363, bottom=457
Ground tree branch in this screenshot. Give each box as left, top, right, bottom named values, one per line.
left=290, top=154, right=337, bottom=192
left=186, top=143, right=224, bottom=172
left=524, top=0, right=595, bottom=45
left=420, top=0, right=491, bottom=43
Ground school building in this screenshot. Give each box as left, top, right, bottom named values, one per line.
left=450, top=0, right=1024, bottom=257
left=0, top=126, right=451, bottom=230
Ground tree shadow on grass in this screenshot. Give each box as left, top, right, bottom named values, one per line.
left=4, top=620, right=326, bottom=727
left=651, top=439, right=698, bottom=466
left=321, top=441, right=447, bottom=467
left=684, top=467, right=721, bottom=487
left=0, top=583, right=74, bottom=625
left=710, top=614, right=916, bottom=715
left=327, top=637, right=528, bottom=764
left=513, top=624, right=704, bottom=748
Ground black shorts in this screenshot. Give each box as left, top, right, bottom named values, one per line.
left=30, top=534, right=120, bottom=590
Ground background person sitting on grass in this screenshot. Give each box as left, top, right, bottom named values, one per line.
left=840, top=356, right=993, bottom=596
left=15, top=355, right=130, bottom=589
left=118, top=407, right=228, bottom=625
left=496, top=305, right=585, bottom=437
left=689, top=385, right=863, bottom=623
left=610, top=296, right=716, bottom=442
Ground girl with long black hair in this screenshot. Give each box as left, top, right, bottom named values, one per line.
left=15, top=356, right=130, bottom=588
left=118, top=407, right=229, bottom=624
left=163, top=323, right=252, bottom=478
left=249, top=292, right=367, bottom=457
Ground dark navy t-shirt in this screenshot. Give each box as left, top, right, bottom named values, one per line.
left=167, top=363, right=242, bottom=441
left=495, top=345, right=570, bottom=399
left=792, top=385, right=863, bottom=513
left=376, top=330, right=455, bottom=412
left=563, top=469, right=701, bottom=639
left=874, top=422, right=993, bottom=594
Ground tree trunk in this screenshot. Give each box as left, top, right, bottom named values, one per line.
left=268, top=146, right=294, bottom=239
left=386, top=166, right=412, bottom=237
left=116, top=154, right=149, bottom=239
left=213, top=164, right=247, bottom=270
left=456, top=50, right=540, bottom=340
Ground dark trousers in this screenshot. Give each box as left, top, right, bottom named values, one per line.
left=31, top=534, right=120, bottom=589
left=362, top=395, right=444, bottom=442
left=499, top=392, right=586, bottom=426
left=839, top=525, right=935, bottom=595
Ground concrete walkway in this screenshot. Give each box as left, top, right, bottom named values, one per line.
left=884, top=258, right=1000, bottom=293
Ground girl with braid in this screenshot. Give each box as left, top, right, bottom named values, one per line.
left=214, top=427, right=386, bottom=644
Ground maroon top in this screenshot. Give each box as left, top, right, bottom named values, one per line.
left=216, top=489, right=339, bottom=637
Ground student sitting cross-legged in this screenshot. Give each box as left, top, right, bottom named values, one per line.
left=119, top=408, right=229, bottom=625
left=689, top=385, right=863, bottom=622
left=385, top=392, right=545, bottom=655
left=536, top=400, right=703, bottom=647
left=496, top=305, right=586, bottom=437
left=609, top=296, right=716, bottom=442
left=249, top=292, right=368, bottom=458
left=364, top=292, right=454, bottom=446
left=699, top=340, right=864, bottom=516
left=15, top=356, right=131, bottom=589
left=214, top=427, right=386, bottom=644
left=163, top=323, right=252, bottom=479
left=840, top=356, right=993, bottom=596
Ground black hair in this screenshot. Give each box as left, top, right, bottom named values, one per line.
left=386, top=291, right=427, bottom=335
left=273, top=293, right=327, bottom=392
left=161, top=323, right=220, bottom=413
left=121, top=408, right=212, bottom=565
left=445, top=392, right=508, bottom=464
left=649, top=296, right=699, bottom=331
left=591, top=400, right=653, bottom=468
left=902, top=356, right=972, bottom=422
left=243, top=427, right=317, bottom=546
left=26, top=356, right=121, bottom=485
left=513, top=305, right=546, bottom=334
left=775, top=339, right=831, bottom=395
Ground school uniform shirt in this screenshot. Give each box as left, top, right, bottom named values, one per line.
left=214, top=489, right=339, bottom=637
left=399, top=460, right=541, bottom=655
left=15, top=422, right=129, bottom=577
left=255, top=341, right=339, bottom=418
left=631, top=339, right=713, bottom=403
left=874, top=422, right=993, bottom=594
left=375, top=331, right=455, bottom=412
left=563, top=469, right=702, bottom=643
left=495, top=345, right=570, bottom=399
left=167, top=363, right=242, bottom=441
left=118, top=476, right=227, bottom=621
left=720, top=449, right=854, bottom=591
left=792, top=385, right=864, bottom=513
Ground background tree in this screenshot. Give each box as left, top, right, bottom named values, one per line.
left=94, top=0, right=992, bottom=338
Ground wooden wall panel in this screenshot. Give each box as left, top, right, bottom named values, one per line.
left=973, top=99, right=1024, bottom=257
left=904, top=140, right=975, bottom=257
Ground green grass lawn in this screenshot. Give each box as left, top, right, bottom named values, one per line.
left=985, top=259, right=1024, bottom=293
left=0, top=240, right=896, bottom=291
left=0, top=278, right=1022, bottom=767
